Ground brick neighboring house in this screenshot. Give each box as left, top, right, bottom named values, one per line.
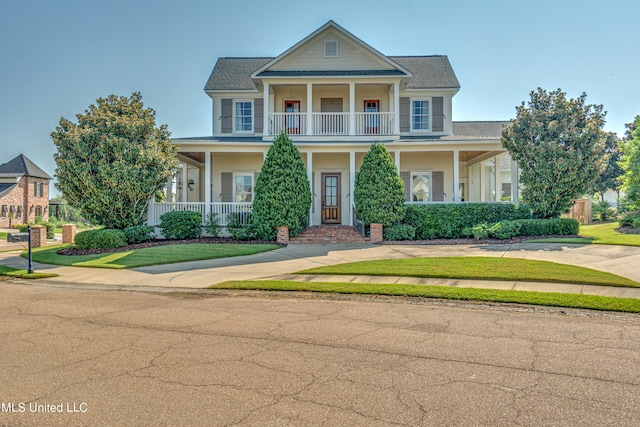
left=0, top=154, right=52, bottom=228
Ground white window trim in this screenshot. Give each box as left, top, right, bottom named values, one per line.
left=411, top=171, right=432, bottom=202
left=324, top=39, right=339, bottom=58
left=233, top=100, right=254, bottom=133
left=410, top=98, right=431, bottom=133
left=232, top=173, right=254, bottom=202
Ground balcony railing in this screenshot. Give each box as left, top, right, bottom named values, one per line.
left=267, top=112, right=395, bottom=137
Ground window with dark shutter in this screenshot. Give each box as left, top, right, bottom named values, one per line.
left=254, top=99, right=264, bottom=134
left=220, top=172, right=232, bottom=202
left=432, top=97, right=444, bottom=132
left=221, top=99, right=232, bottom=133
left=399, top=97, right=410, bottom=132
left=432, top=171, right=445, bottom=201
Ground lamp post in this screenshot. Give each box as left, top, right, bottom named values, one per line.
left=27, top=225, right=33, bottom=274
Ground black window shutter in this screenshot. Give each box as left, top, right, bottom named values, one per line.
left=221, top=172, right=232, bottom=202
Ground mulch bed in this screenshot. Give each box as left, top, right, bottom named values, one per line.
left=57, top=237, right=285, bottom=256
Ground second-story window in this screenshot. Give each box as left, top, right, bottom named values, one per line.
left=411, top=99, right=430, bottom=131
left=234, top=100, right=253, bottom=132
left=34, top=182, right=43, bottom=197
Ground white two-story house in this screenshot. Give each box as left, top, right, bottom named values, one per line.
left=150, top=20, right=518, bottom=227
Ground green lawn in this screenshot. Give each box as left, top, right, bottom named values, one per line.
left=530, top=222, right=640, bottom=246
left=25, top=243, right=279, bottom=269
left=0, top=232, right=7, bottom=239
left=296, top=256, right=639, bottom=287
left=0, top=265, right=58, bottom=279
left=209, top=280, right=640, bottom=313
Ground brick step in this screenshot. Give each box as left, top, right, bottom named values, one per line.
left=289, top=226, right=369, bottom=244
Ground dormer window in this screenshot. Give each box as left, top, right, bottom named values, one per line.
left=324, top=40, right=338, bottom=58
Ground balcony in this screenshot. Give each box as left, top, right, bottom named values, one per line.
left=267, top=112, right=395, bottom=137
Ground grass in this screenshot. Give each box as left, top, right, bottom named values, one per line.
left=24, top=243, right=279, bottom=269
left=0, top=232, right=7, bottom=239
left=0, top=265, right=58, bottom=279
left=530, top=222, right=640, bottom=246
left=296, top=257, right=639, bottom=288
left=209, top=280, right=640, bottom=313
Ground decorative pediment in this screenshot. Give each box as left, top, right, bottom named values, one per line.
left=251, top=21, right=411, bottom=78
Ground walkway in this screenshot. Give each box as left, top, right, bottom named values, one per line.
left=2, top=241, right=640, bottom=298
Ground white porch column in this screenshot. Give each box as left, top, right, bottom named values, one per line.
left=263, top=83, right=270, bottom=137
left=349, top=151, right=355, bottom=226
left=395, top=151, right=401, bottom=173
left=306, top=83, right=313, bottom=135
left=393, top=81, right=400, bottom=134
left=479, top=162, right=485, bottom=202
left=453, top=150, right=460, bottom=202
left=205, top=151, right=212, bottom=218
left=307, top=152, right=313, bottom=226
left=181, top=163, right=188, bottom=202
left=511, top=158, right=519, bottom=204
left=349, top=82, right=355, bottom=136
left=494, top=156, right=500, bottom=202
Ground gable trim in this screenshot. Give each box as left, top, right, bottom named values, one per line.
left=250, top=20, right=413, bottom=79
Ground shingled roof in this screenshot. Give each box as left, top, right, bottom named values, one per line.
left=204, top=55, right=459, bottom=92
left=0, top=154, right=52, bottom=179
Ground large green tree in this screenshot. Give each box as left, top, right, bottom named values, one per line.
left=592, top=131, right=623, bottom=200
left=619, top=115, right=640, bottom=205
left=354, top=142, right=405, bottom=226
left=502, top=88, right=607, bottom=218
left=252, top=132, right=312, bottom=240
left=52, top=92, right=178, bottom=229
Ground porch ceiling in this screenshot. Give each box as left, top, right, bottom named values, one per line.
left=459, top=151, right=488, bottom=162
left=180, top=152, right=205, bottom=164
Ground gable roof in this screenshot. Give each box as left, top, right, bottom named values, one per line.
left=0, top=154, right=52, bottom=179
left=204, top=21, right=460, bottom=92
left=251, top=20, right=412, bottom=79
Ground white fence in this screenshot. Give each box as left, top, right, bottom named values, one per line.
left=354, top=112, right=394, bottom=135
left=269, top=113, right=306, bottom=136
left=147, top=202, right=252, bottom=226
left=267, top=112, right=396, bottom=136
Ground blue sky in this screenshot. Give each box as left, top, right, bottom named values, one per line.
left=1, top=0, right=638, bottom=186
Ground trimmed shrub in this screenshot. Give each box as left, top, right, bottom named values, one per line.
left=204, top=212, right=221, bottom=237
left=354, top=143, right=406, bottom=226
left=404, top=203, right=531, bottom=239
left=252, top=132, right=311, bottom=240
left=159, top=210, right=202, bottom=240
left=226, top=212, right=256, bottom=240
left=489, top=220, right=522, bottom=239
left=513, top=218, right=579, bottom=236
left=74, top=229, right=127, bottom=249
left=472, top=224, right=490, bottom=240
left=383, top=224, right=416, bottom=241
left=619, top=211, right=639, bottom=227
left=123, top=225, right=155, bottom=244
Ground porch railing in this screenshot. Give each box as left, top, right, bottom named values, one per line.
left=269, top=113, right=307, bottom=136
left=354, top=112, right=394, bottom=135
left=312, top=112, right=349, bottom=135
left=147, top=202, right=252, bottom=227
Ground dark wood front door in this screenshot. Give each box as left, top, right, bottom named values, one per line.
left=321, top=173, right=341, bottom=224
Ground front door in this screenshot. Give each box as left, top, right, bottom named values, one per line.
left=284, top=100, right=301, bottom=134
left=364, top=100, right=380, bottom=134
left=321, top=173, right=341, bottom=224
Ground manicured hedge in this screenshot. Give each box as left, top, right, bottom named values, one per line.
left=403, top=203, right=532, bottom=239
left=159, top=211, right=202, bottom=240
left=74, top=229, right=128, bottom=249
left=123, top=225, right=155, bottom=244
left=469, top=218, right=579, bottom=240
left=383, top=224, right=416, bottom=241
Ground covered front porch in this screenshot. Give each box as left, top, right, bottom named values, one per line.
left=148, top=143, right=519, bottom=227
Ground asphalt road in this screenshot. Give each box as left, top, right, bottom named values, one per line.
left=1, top=281, right=639, bottom=426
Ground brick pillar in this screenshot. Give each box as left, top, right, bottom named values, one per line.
left=369, top=223, right=383, bottom=243
left=30, top=225, right=47, bottom=248
left=62, top=224, right=77, bottom=244
left=277, top=226, right=289, bottom=244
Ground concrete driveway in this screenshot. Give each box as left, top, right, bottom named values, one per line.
left=1, top=282, right=639, bottom=426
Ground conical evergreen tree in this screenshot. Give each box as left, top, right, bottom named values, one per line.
left=354, top=142, right=405, bottom=226
left=253, top=132, right=311, bottom=240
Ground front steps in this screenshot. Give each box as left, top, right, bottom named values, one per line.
left=289, top=225, right=370, bottom=244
